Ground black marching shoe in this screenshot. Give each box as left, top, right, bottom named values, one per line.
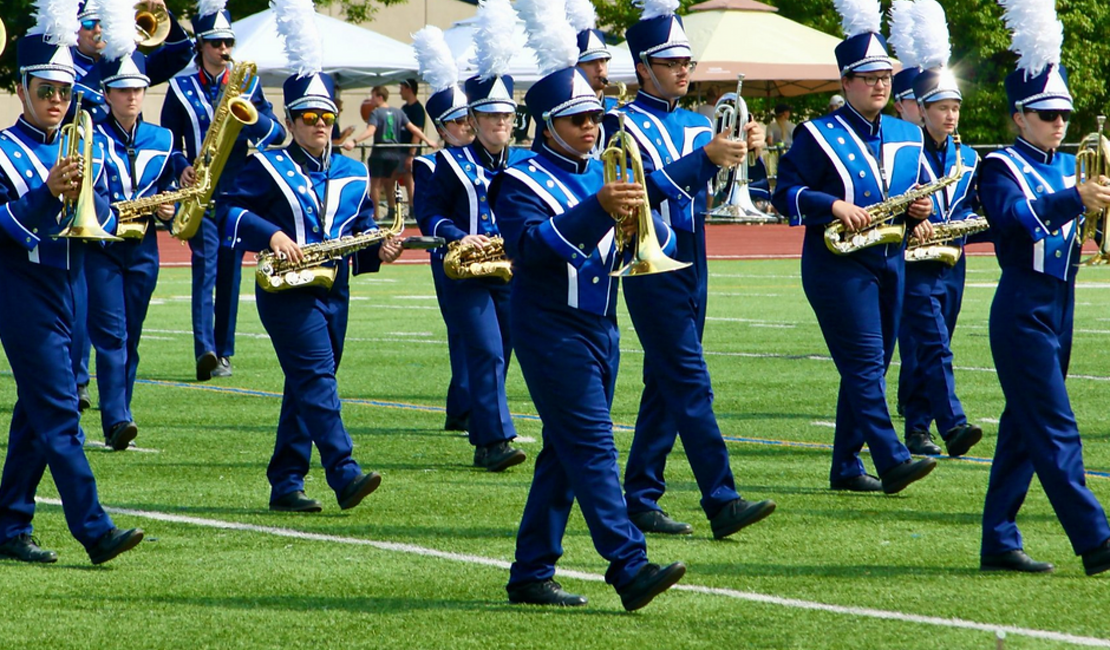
left=944, top=423, right=983, bottom=458
left=981, top=550, right=1054, bottom=573
left=0, top=533, right=58, bottom=563
left=830, top=474, right=882, bottom=492
left=1082, top=539, right=1110, bottom=576
left=107, top=421, right=138, bottom=451
left=710, top=498, right=777, bottom=539
left=905, top=430, right=942, bottom=456
left=269, top=490, right=323, bottom=513
left=77, top=384, right=92, bottom=412
left=473, top=441, right=526, bottom=472
left=196, top=351, right=219, bottom=381
left=880, top=458, right=937, bottom=494
left=618, top=562, right=686, bottom=612
left=338, top=472, right=382, bottom=510
left=507, top=580, right=588, bottom=607
left=88, top=528, right=144, bottom=565
left=211, top=356, right=233, bottom=378
left=630, top=510, right=693, bottom=535
left=444, top=415, right=469, bottom=433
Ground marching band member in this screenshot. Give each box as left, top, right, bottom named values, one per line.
left=86, top=1, right=190, bottom=451
left=771, top=0, right=938, bottom=494
left=161, top=0, right=285, bottom=382
left=978, top=0, right=1110, bottom=574
left=218, top=0, right=399, bottom=513
left=497, top=0, right=685, bottom=609
left=566, top=0, right=616, bottom=157
left=897, top=0, right=982, bottom=457
left=607, top=0, right=776, bottom=538
left=422, top=0, right=531, bottom=472
left=0, top=6, right=142, bottom=565
left=412, top=26, right=473, bottom=434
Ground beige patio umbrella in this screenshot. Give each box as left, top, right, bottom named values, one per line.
left=682, top=0, right=900, bottom=97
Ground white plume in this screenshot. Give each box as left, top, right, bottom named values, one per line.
left=518, top=0, right=578, bottom=76
left=635, top=0, right=679, bottom=21
left=886, top=1, right=919, bottom=68
left=566, top=0, right=597, bottom=33
left=833, top=0, right=882, bottom=38
left=196, top=0, right=226, bottom=18
left=413, top=26, right=459, bottom=92
left=473, top=0, right=519, bottom=81
left=100, top=0, right=137, bottom=62
left=32, top=0, right=80, bottom=47
left=912, top=0, right=950, bottom=70
left=274, top=0, right=322, bottom=77
left=999, top=0, right=1063, bottom=77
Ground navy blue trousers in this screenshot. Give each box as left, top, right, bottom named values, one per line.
left=509, top=306, right=647, bottom=590
left=982, top=267, right=1110, bottom=556
left=430, top=261, right=470, bottom=425
left=86, top=227, right=159, bottom=436
left=0, top=253, right=115, bottom=548
left=623, top=227, right=740, bottom=518
left=898, top=257, right=968, bottom=437
left=437, top=275, right=515, bottom=448
left=189, top=213, right=241, bottom=359
left=256, top=269, right=364, bottom=503
left=801, top=228, right=911, bottom=482
left=73, top=262, right=90, bottom=387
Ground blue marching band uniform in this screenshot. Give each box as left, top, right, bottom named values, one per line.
left=160, top=6, right=285, bottom=380
left=217, top=70, right=385, bottom=513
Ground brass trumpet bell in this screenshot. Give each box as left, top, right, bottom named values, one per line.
left=135, top=2, right=170, bottom=48
left=1078, top=115, right=1110, bottom=265
left=57, top=95, right=122, bottom=242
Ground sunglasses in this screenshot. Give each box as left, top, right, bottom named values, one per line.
left=205, top=38, right=236, bottom=48
left=567, top=111, right=604, bottom=127
left=80, top=19, right=100, bottom=30
left=296, top=111, right=336, bottom=126
left=35, top=84, right=72, bottom=101
left=1029, top=109, right=1071, bottom=123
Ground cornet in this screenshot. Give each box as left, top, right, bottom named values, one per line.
left=1078, top=115, right=1110, bottom=265
left=705, top=74, right=778, bottom=224
left=57, top=93, right=121, bottom=242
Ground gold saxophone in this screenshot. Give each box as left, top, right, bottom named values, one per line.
left=825, top=135, right=965, bottom=255
left=169, top=61, right=259, bottom=240
left=256, top=192, right=406, bottom=293
left=905, top=216, right=990, bottom=266
left=113, top=183, right=211, bottom=239
left=1078, top=115, right=1110, bottom=265
left=443, top=236, right=513, bottom=282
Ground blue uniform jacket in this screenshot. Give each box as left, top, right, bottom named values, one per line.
left=922, top=134, right=980, bottom=225
left=0, top=117, right=114, bottom=270
left=96, top=117, right=189, bottom=229
left=218, top=144, right=383, bottom=275
left=980, top=138, right=1085, bottom=282
left=161, top=65, right=286, bottom=195
left=421, top=142, right=534, bottom=262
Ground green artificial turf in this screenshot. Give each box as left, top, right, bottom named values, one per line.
left=2, top=258, right=1109, bottom=649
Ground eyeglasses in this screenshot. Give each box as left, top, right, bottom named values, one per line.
left=1029, top=109, right=1071, bottom=123
left=80, top=19, right=100, bottom=30
left=35, top=84, right=72, bottom=101
left=296, top=111, right=336, bottom=126
left=856, top=74, right=893, bottom=87
left=205, top=38, right=236, bottom=48
left=567, top=111, right=604, bottom=127
left=650, top=59, right=697, bottom=73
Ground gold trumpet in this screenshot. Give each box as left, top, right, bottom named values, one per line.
left=135, top=2, right=171, bottom=48
left=57, top=93, right=122, bottom=242
left=601, top=114, right=690, bottom=277
left=1078, top=115, right=1110, bottom=265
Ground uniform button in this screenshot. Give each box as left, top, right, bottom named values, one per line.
left=684, top=186, right=690, bottom=192
left=665, top=158, right=672, bottom=164
left=578, top=243, right=585, bottom=250
left=572, top=253, right=578, bottom=259
left=547, top=181, right=555, bottom=188
left=837, top=137, right=845, bottom=144
left=13, top=151, right=20, bottom=158
left=528, top=165, right=536, bottom=172
left=276, top=155, right=284, bottom=162
left=307, top=207, right=313, bottom=214
left=26, top=237, right=32, bottom=243
left=848, top=153, right=856, bottom=161
left=864, top=190, right=871, bottom=198
left=313, top=226, right=319, bottom=232
left=298, top=186, right=306, bottom=194
left=113, top=193, right=120, bottom=199
left=25, top=171, right=32, bottom=178
left=481, top=215, right=489, bottom=221
left=465, top=165, right=472, bottom=171
left=592, top=276, right=599, bottom=284
left=1052, top=230, right=1059, bottom=236
left=32, top=228, right=37, bottom=234
left=643, top=121, right=651, bottom=129
left=1023, top=166, right=1032, bottom=173
left=1036, top=185, right=1044, bottom=193
left=287, top=171, right=295, bottom=177
left=480, top=196, right=486, bottom=202
left=858, top=171, right=866, bottom=178
left=474, top=179, right=481, bottom=185
left=1035, top=227, right=1042, bottom=233
left=826, top=122, right=834, bottom=128
left=1055, top=250, right=1062, bottom=258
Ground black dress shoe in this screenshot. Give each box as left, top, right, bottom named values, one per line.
left=829, top=474, right=882, bottom=492
left=1082, top=539, right=1110, bottom=576
left=88, top=528, right=144, bottom=565
left=77, top=384, right=92, bottom=412
left=981, top=550, right=1054, bottom=573
left=630, top=510, right=694, bottom=535
left=0, top=533, right=58, bottom=563
left=338, top=472, right=382, bottom=510
left=710, top=498, right=776, bottom=539
left=444, top=416, right=469, bottom=432
left=107, top=421, right=138, bottom=451
left=905, top=430, right=942, bottom=456
left=618, top=562, right=686, bottom=611
left=269, top=490, right=323, bottom=513
left=196, top=351, right=219, bottom=381
left=944, top=424, right=983, bottom=458
left=473, top=441, right=526, bottom=472
left=507, top=580, right=588, bottom=607
left=880, top=457, right=937, bottom=494
left=211, top=356, right=233, bottom=378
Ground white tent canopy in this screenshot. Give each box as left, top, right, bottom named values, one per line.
left=231, top=9, right=419, bottom=89
left=441, top=16, right=637, bottom=89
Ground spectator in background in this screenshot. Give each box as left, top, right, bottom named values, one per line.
left=398, top=79, right=427, bottom=209
left=696, top=85, right=721, bottom=119
left=827, top=93, right=845, bottom=112
left=331, top=98, right=355, bottom=147
left=767, top=103, right=795, bottom=149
